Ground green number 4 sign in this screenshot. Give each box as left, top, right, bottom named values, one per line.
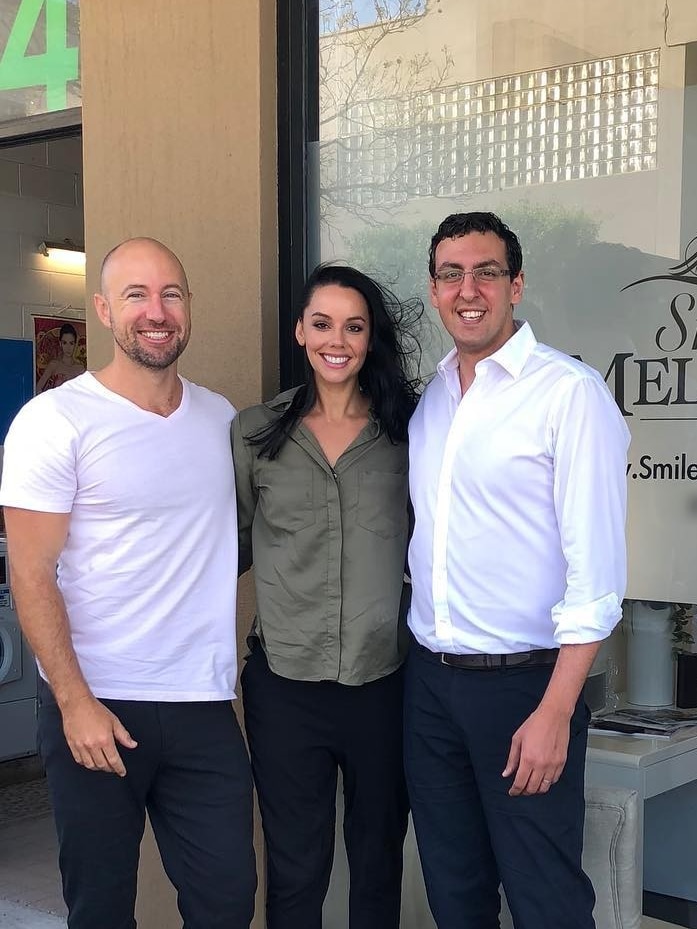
left=0, top=0, right=79, bottom=112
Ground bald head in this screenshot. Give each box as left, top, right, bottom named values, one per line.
left=93, top=237, right=192, bottom=372
left=99, top=237, right=190, bottom=296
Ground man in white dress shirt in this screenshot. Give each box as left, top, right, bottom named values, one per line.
left=405, top=212, right=630, bottom=929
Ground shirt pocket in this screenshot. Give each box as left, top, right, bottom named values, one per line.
left=356, top=470, right=407, bottom=539
left=257, top=469, right=316, bottom=532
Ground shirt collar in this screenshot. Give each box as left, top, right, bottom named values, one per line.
left=435, top=348, right=461, bottom=400
left=265, top=386, right=303, bottom=412
left=436, top=319, right=537, bottom=393
left=488, top=319, right=537, bottom=379
left=267, top=385, right=380, bottom=439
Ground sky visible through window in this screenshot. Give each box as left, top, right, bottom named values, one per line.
left=320, top=1, right=423, bottom=33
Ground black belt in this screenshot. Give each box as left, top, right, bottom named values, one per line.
left=415, top=641, right=558, bottom=670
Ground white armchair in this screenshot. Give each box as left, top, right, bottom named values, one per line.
left=498, top=786, right=642, bottom=929
left=325, top=784, right=651, bottom=929
left=583, top=786, right=643, bottom=929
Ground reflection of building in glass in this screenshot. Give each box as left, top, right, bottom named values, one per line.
left=333, top=49, right=659, bottom=207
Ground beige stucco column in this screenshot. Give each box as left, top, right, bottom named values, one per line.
left=79, top=1, right=278, bottom=925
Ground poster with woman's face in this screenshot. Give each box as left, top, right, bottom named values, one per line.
left=33, top=316, right=87, bottom=394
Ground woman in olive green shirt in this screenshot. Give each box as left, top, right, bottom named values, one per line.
left=232, top=264, right=420, bottom=929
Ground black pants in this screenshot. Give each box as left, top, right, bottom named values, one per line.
left=241, top=643, right=409, bottom=929
left=38, top=680, right=257, bottom=929
left=404, top=642, right=595, bottom=929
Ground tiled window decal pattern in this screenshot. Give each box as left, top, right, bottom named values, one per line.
left=332, top=49, right=659, bottom=205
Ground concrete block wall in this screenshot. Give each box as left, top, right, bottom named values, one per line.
left=0, top=135, right=85, bottom=341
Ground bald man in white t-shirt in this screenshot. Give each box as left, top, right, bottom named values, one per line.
left=0, top=238, right=256, bottom=929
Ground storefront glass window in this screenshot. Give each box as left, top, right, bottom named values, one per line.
left=0, top=0, right=80, bottom=125
left=313, top=0, right=697, bottom=604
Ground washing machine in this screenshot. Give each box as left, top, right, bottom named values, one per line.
left=0, top=535, right=38, bottom=761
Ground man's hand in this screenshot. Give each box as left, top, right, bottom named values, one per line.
left=61, top=695, right=138, bottom=777
left=3, top=508, right=139, bottom=778
left=501, top=705, right=570, bottom=796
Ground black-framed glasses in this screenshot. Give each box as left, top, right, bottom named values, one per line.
left=433, top=266, right=513, bottom=285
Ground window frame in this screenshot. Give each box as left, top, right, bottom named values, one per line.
left=0, top=106, right=80, bottom=144
left=277, top=0, right=319, bottom=390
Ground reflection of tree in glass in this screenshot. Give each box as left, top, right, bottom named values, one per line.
left=319, top=0, right=452, bottom=228
left=350, top=220, right=432, bottom=302
left=349, top=220, right=446, bottom=375
left=347, top=204, right=603, bottom=372
left=349, top=203, right=601, bottom=306
left=498, top=202, right=600, bottom=313
left=320, top=0, right=426, bottom=32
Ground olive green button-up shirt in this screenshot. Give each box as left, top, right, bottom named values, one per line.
left=231, top=388, right=410, bottom=685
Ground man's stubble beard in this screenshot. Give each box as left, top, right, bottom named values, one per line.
left=110, top=316, right=189, bottom=371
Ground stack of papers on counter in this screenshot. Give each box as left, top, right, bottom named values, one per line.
left=590, top=707, right=697, bottom=739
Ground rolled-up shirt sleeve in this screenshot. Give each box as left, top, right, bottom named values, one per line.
left=549, top=373, right=631, bottom=644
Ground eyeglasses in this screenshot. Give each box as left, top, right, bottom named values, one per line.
left=433, top=266, right=513, bottom=286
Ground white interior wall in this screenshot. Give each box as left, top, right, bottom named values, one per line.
left=0, top=135, right=85, bottom=342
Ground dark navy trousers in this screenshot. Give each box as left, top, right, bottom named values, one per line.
left=38, top=680, right=257, bottom=929
left=404, top=642, right=595, bottom=929
left=241, top=641, right=409, bottom=929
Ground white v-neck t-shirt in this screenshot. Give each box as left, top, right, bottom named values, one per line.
left=0, top=372, right=240, bottom=701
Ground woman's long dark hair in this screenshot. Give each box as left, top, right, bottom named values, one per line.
left=251, top=264, right=422, bottom=460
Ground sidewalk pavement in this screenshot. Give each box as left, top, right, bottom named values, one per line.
left=0, top=900, right=66, bottom=929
